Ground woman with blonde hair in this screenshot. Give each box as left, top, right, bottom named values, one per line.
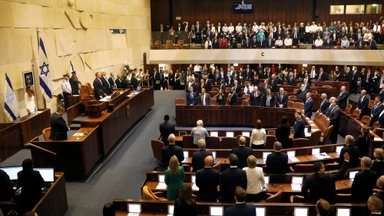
left=24, top=85, right=36, bottom=115
left=242, top=155, right=266, bottom=202
left=165, top=155, right=185, bottom=200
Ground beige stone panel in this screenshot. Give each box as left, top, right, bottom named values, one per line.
left=111, top=34, right=127, bottom=49
left=43, top=7, right=66, bottom=29
left=126, top=30, right=150, bottom=48
left=76, top=29, right=112, bottom=53
left=0, top=62, right=33, bottom=90
left=80, top=12, right=127, bottom=29
left=0, top=28, right=36, bottom=65
left=77, top=0, right=132, bottom=16
left=83, top=49, right=132, bottom=70
left=55, top=29, right=76, bottom=57
left=68, top=55, right=86, bottom=74
left=11, top=1, right=44, bottom=28
left=65, top=9, right=82, bottom=29
left=3, top=0, right=56, bottom=7
left=0, top=1, right=13, bottom=27
left=38, top=29, right=57, bottom=59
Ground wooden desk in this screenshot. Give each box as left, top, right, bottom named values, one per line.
left=0, top=123, right=22, bottom=162
left=14, top=109, right=51, bottom=144
left=32, top=172, right=68, bottom=216
left=30, top=127, right=103, bottom=180
left=176, top=105, right=296, bottom=127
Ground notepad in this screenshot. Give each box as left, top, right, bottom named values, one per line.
left=156, top=183, right=167, bottom=190
left=128, top=204, right=141, bottom=214
left=374, top=137, right=383, bottom=141
left=336, top=208, right=350, bottom=216
left=312, top=148, right=320, bottom=155
left=291, top=184, right=302, bottom=191
left=289, top=157, right=300, bottom=162
left=226, top=132, right=234, bottom=137
left=263, top=152, right=271, bottom=159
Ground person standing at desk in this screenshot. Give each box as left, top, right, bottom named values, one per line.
left=93, top=72, right=106, bottom=100
left=191, top=120, right=209, bottom=146
left=69, top=71, right=81, bottom=95
left=165, top=156, right=185, bottom=201
left=0, top=169, right=13, bottom=202
left=17, top=159, right=44, bottom=211
left=293, top=112, right=305, bottom=139
left=159, top=115, right=175, bottom=146
left=61, top=73, right=72, bottom=110
left=24, top=85, right=36, bottom=115
left=50, top=106, right=70, bottom=140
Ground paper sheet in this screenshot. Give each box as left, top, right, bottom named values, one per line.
left=156, top=183, right=167, bottom=190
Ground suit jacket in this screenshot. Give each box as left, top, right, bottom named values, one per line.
left=192, top=149, right=212, bottom=171
left=276, top=93, right=288, bottom=108
left=371, top=102, right=383, bottom=118
left=329, top=105, right=341, bottom=127
left=301, top=161, right=349, bottom=203
left=220, top=167, right=247, bottom=202
left=337, top=91, right=349, bottom=109
left=319, top=99, right=330, bottom=114
left=224, top=203, right=256, bottom=216
left=293, top=118, right=305, bottom=139
left=351, top=169, right=378, bottom=202
left=339, top=144, right=360, bottom=167
left=357, top=95, right=370, bottom=111
left=263, top=94, right=276, bottom=107
left=266, top=151, right=289, bottom=174
left=69, top=76, right=80, bottom=95
left=229, top=93, right=238, bottom=106
left=50, top=112, right=68, bottom=140
left=186, top=92, right=197, bottom=105
left=0, top=169, right=13, bottom=201
left=17, top=170, right=44, bottom=210
left=159, top=121, right=176, bottom=145
left=231, top=146, right=253, bottom=169
left=249, top=92, right=262, bottom=106
left=108, top=77, right=117, bottom=89
left=161, top=145, right=184, bottom=168
left=101, top=77, right=112, bottom=94
left=196, top=167, right=220, bottom=202
left=93, top=78, right=106, bottom=99
left=304, top=98, right=314, bottom=117
left=318, top=72, right=328, bottom=81
left=371, top=160, right=384, bottom=177
left=198, top=93, right=211, bottom=105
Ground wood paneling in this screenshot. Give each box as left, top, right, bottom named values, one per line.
left=151, top=0, right=384, bottom=30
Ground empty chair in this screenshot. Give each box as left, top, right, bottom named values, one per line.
left=182, top=135, right=194, bottom=148
left=293, top=164, right=314, bottom=173
left=309, top=130, right=322, bottom=146
left=42, top=127, right=51, bottom=141
left=287, top=100, right=295, bottom=108
left=153, top=40, right=162, bottom=49
left=151, top=139, right=164, bottom=164
left=344, top=104, right=352, bottom=114
left=292, top=138, right=310, bottom=148
left=360, top=115, right=371, bottom=126
left=220, top=137, right=237, bottom=149
left=206, top=136, right=220, bottom=149
left=265, top=135, right=276, bottom=149
left=320, top=125, right=334, bottom=144
left=241, top=99, right=249, bottom=106
left=322, top=85, right=332, bottom=88
left=351, top=109, right=361, bottom=119
left=335, top=193, right=351, bottom=203
left=142, top=186, right=167, bottom=201
left=288, top=95, right=297, bottom=101
left=374, top=127, right=384, bottom=138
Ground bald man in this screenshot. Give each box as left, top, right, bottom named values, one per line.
left=231, top=136, right=253, bottom=169
left=196, top=156, right=220, bottom=202
left=160, top=134, right=184, bottom=168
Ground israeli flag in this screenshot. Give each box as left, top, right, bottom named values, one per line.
left=4, top=73, right=19, bottom=121
left=38, top=37, right=52, bottom=105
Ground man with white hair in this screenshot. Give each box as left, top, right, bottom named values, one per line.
left=161, top=134, right=184, bottom=168
left=339, top=135, right=360, bottom=167
left=318, top=93, right=330, bottom=115
left=351, top=157, right=378, bottom=202
left=191, top=120, right=209, bottom=145
left=356, top=90, right=370, bottom=119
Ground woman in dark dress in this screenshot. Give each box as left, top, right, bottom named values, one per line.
left=174, top=184, right=197, bottom=216
left=275, top=116, right=292, bottom=149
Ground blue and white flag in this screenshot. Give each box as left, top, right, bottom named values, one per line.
left=69, top=60, right=75, bottom=73
left=38, top=36, right=52, bottom=105
left=4, top=73, right=19, bottom=122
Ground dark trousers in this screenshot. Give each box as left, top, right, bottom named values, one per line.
left=63, top=92, right=71, bottom=110
left=252, top=144, right=265, bottom=149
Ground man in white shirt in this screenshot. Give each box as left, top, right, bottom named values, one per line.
left=222, top=23, right=229, bottom=34
left=340, top=36, right=350, bottom=48
left=284, top=35, right=293, bottom=47
left=61, top=73, right=72, bottom=110
left=274, top=36, right=283, bottom=47
left=228, top=23, right=235, bottom=34
left=314, top=36, right=324, bottom=48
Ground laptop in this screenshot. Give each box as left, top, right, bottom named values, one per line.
left=128, top=204, right=141, bottom=214
left=242, top=131, right=250, bottom=137
left=336, top=208, right=350, bottom=216
left=168, top=205, right=174, bottom=216
left=35, top=168, right=55, bottom=182
left=294, top=207, right=308, bottom=216
left=210, top=206, right=223, bottom=216
left=349, top=171, right=358, bottom=180
left=0, top=166, right=22, bottom=180
left=226, top=132, right=234, bottom=137
left=291, top=176, right=303, bottom=185
left=256, top=207, right=266, bottom=216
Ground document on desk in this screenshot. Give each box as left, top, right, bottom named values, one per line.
left=127, top=213, right=140, bottom=216
left=314, top=153, right=331, bottom=160
left=289, top=157, right=300, bottom=162
left=99, top=96, right=111, bottom=102
left=374, top=137, right=383, bottom=141
left=156, top=183, right=167, bottom=190
left=291, top=184, right=302, bottom=191
left=192, top=184, right=199, bottom=191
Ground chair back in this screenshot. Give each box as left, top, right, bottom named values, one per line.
left=360, top=115, right=371, bottom=126
left=241, top=99, right=249, bottom=106
left=335, top=193, right=351, bottom=203
left=294, top=164, right=314, bottom=173
left=309, top=130, right=321, bottom=146
left=182, top=135, right=194, bottom=148
left=142, top=186, right=167, bottom=201
left=374, top=128, right=384, bottom=138
left=220, top=137, right=237, bottom=149
left=344, top=104, right=352, bottom=114
left=151, top=139, right=164, bottom=161
left=265, top=135, right=276, bottom=149
left=292, top=138, right=310, bottom=148
left=351, top=109, right=361, bottom=119
left=322, top=125, right=334, bottom=144
left=324, top=162, right=339, bottom=171
left=206, top=136, right=220, bottom=149
left=42, top=127, right=51, bottom=141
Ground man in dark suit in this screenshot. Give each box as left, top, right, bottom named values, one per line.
left=192, top=139, right=212, bottom=172
left=0, top=169, right=13, bottom=202
left=186, top=87, right=197, bottom=105
left=318, top=68, right=328, bottom=81
left=108, top=72, right=117, bottom=89
left=228, top=87, right=238, bottom=106
left=220, top=154, right=247, bottom=202
left=17, top=159, right=45, bottom=211
left=371, top=96, right=383, bottom=126
left=93, top=72, right=106, bottom=100
left=339, top=135, right=361, bottom=168
left=233, top=80, right=241, bottom=97
left=231, top=136, right=253, bottom=169
left=266, top=141, right=289, bottom=174
left=249, top=87, right=262, bottom=107
left=153, top=68, right=162, bottom=90
left=223, top=187, right=256, bottom=216
left=198, top=88, right=211, bottom=106
left=337, top=86, right=349, bottom=109
left=196, top=156, right=220, bottom=202
left=69, top=71, right=81, bottom=95
left=276, top=88, right=288, bottom=108
left=101, top=71, right=112, bottom=94
left=50, top=106, right=69, bottom=140
left=301, top=153, right=350, bottom=203
left=351, top=157, right=378, bottom=203
left=304, top=92, right=314, bottom=117
left=293, top=112, right=305, bottom=139
left=263, top=88, right=275, bottom=107
left=161, top=134, right=184, bottom=168
left=159, top=115, right=175, bottom=145
left=318, top=93, right=330, bottom=115
left=356, top=90, right=370, bottom=119
left=329, top=98, right=341, bottom=143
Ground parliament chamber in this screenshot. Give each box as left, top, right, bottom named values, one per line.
left=0, top=0, right=384, bottom=215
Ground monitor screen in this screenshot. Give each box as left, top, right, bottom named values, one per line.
left=291, top=176, right=303, bottom=185
left=183, top=151, right=189, bottom=159
left=312, top=148, right=320, bottom=155
left=349, top=171, right=358, bottom=179
left=242, top=131, right=250, bottom=137
left=226, top=132, right=234, bottom=137
left=191, top=175, right=196, bottom=184
left=287, top=151, right=295, bottom=158
left=336, top=146, right=343, bottom=154
left=158, top=174, right=165, bottom=183
left=0, top=166, right=22, bottom=181
left=212, top=151, right=216, bottom=159
left=256, top=207, right=266, bottom=216
left=168, top=205, right=174, bottom=215
left=35, top=168, right=55, bottom=182
left=210, top=131, right=218, bottom=137
left=263, top=152, right=271, bottom=159
left=294, top=207, right=308, bottom=216
left=337, top=208, right=350, bottom=216
left=210, top=206, right=223, bottom=216
left=264, top=176, right=269, bottom=184
left=128, top=204, right=141, bottom=213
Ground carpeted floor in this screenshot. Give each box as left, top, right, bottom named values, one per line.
left=0, top=90, right=346, bottom=215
